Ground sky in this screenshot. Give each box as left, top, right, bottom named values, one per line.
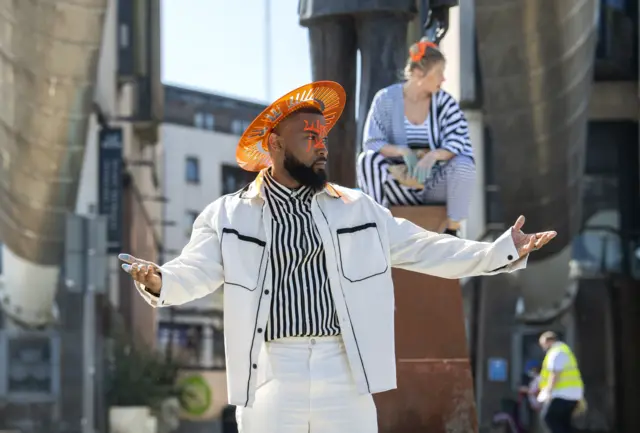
left=161, top=0, right=313, bottom=104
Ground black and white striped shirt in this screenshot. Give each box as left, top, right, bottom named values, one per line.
left=263, top=171, right=341, bottom=341
left=405, top=116, right=432, bottom=149
left=403, top=116, right=449, bottom=170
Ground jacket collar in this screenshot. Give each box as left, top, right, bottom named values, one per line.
left=240, top=168, right=341, bottom=200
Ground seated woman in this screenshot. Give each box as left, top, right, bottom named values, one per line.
left=356, top=38, right=475, bottom=237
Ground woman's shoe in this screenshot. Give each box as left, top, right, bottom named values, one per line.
left=444, top=228, right=459, bottom=237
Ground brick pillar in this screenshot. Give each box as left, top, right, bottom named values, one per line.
left=374, top=206, right=478, bottom=433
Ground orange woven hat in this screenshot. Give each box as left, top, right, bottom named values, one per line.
left=236, top=81, right=347, bottom=172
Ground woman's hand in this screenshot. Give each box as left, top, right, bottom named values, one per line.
left=379, top=145, right=419, bottom=177
left=413, top=152, right=437, bottom=184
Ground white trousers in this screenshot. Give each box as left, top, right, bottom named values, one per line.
left=236, top=336, right=378, bottom=433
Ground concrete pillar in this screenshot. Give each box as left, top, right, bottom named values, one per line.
left=610, top=277, right=640, bottom=433
left=573, top=279, right=615, bottom=431
left=473, top=273, right=520, bottom=429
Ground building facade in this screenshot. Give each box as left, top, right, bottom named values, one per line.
left=74, top=0, right=164, bottom=350
left=0, top=0, right=164, bottom=431
left=157, top=85, right=265, bottom=372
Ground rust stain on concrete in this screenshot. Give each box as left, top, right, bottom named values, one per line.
left=375, top=207, right=478, bottom=433
left=375, top=362, right=477, bottom=433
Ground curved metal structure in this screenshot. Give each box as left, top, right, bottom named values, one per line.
left=0, top=0, right=107, bottom=325
left=475, top=0, right=599, bottom=261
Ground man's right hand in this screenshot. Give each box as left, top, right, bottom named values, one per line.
left=118, top=253, right=162, bottom=293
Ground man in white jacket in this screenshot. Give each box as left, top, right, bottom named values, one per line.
left=119, top=81, right=556, bottom=433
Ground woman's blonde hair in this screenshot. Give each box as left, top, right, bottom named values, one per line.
left=404, top=37, right=446, bottom=80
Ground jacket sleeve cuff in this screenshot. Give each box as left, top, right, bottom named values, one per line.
left=484, top=228, right=527, bottom=275
left=134, top=281, right=161, bottom=307
left=133, top=267, right=176, bottom=308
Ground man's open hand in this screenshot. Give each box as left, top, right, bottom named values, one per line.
left=118, top=253, right=162, bottom=293
left=511, top=215, right=557, bottom=258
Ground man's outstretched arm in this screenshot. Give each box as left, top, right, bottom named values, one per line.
left=120, top=200, right=225, bottom=307
left=385, top=210, right=555, bottom=279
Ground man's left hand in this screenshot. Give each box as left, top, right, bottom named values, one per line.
left=511, top=215, right=557, bottom=258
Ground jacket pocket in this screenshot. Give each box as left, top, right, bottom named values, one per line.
left=336, top=222, right=388, bottom=282
left=220, top=228, right=266, bottom=291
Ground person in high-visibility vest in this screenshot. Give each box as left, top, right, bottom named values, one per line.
left=537, top=331, right=585, bottom=433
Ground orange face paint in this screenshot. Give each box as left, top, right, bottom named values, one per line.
left=303, top=119, right=328, bottom=152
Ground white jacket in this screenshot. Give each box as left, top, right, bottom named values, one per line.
left=135, top=172, right=527, bottom=407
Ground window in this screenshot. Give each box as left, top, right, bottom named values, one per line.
left=231, top=119, right=251, bottom=135
left=594, top=0, right=638, bottom=80
left=185, top=210, right=199, bottom=237
left=204, top=113, right=215, bottom=130
left=221, top=164, right=257, bottom=195
left=483, top=127, right=504, bottom=227
left=573, top=121, right=640, bottom=276
left=231, top=119, right=244, bottom=135
left=185, top=157, right=200, bottom=184
left=194, top=112, right=215, bottom=130
left=193, top=112, right=205, bottom=128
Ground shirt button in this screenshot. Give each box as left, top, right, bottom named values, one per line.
left=264, top=290, right=270, bottom=295
left=252, top=364, right=257, bottom=369
left=257, top=328, right=263, bottom=333
left=508, top=255, right=513, bottom=261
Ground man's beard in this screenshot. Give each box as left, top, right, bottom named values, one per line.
left=283, top=150, right=327, bottom=190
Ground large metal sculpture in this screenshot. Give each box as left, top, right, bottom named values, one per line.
left=475, top=0, right=599, bottom=319
left=298, top=0, right=458, bottom=186
left=0, top=0, right=108, bottom=327
left=475, top=0, right=598, bottom=262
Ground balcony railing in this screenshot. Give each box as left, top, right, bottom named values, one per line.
left=157, top=309, right=226, bottom=371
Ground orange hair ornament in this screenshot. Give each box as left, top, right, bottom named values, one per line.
left=409, top=41, right=439, bottom=63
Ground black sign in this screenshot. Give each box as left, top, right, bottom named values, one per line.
left=5, top=333, right=58, bottom=397
left=98, top=127, right=124, bottom=254
left=117, top=0, right=135, bottom=78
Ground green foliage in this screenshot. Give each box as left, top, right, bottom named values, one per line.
left=105, top=325, right=187, bottom=410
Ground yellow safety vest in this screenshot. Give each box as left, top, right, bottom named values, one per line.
left=539, top=342, right=584, bottom=391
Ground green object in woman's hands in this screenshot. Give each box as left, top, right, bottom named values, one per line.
left=402, top=152, right=419, bottom=176
left=413, top=153, right=436, bottom=184
left=414, top=165, right=432, bottom=184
